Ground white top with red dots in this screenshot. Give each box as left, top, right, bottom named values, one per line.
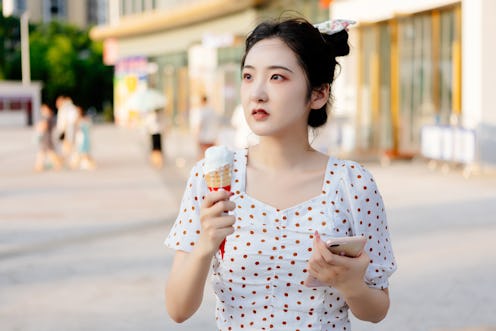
left=165, top=149, right=396, bottom=331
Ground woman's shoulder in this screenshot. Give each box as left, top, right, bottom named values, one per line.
left=326, top=156, right=375, bottom=181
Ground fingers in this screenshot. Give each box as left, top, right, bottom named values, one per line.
left=201, top=215, right=235, bottom=237
left=201, top=190, right=234, bottom=209
left=199, top=190, right=236, bottom=246
left=312, top=231, right=334, bottom=264
left=201, top=191, right=235, bottom=217
left=212, top=214, right=236, bottom=229
left=311, top=231, right=349, bottom=266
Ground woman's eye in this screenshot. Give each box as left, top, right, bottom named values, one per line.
left=271, top=74, right=284, bottom=81
left=242, top=73, right=252, bottom=80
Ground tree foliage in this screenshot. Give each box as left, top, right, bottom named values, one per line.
left=1, top=16, right=113, bottom=113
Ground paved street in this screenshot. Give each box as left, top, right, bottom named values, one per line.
left=1, top=124, right=495, bottom=331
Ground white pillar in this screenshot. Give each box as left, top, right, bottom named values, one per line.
left=480, top=0, right=496, bottom=125
left=461, top=0, right=482, bottom=128
left=20, top=12, right=31, bottom=86
left=462, top=0, right=496, bottom=128
left=462, top=0, right=496, bottom=166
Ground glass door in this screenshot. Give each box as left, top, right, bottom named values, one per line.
left=357, top=23, right=392, bottom=153
left=398, top=13, right=434, bottom=154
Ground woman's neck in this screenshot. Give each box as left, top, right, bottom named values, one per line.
left=248, top=133, right=316, bottom=172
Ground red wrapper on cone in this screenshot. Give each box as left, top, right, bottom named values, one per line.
left=204, top=162, right=232, bottom=259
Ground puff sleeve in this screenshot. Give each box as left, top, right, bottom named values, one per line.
left=341, top=161, right=397, bottom=289
left=164, top=161, right=207, bottom=252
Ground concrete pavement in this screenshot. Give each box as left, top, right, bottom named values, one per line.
left=0, top=123, right=495, bottom=331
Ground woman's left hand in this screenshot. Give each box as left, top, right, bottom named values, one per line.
left=307, top=231, right=370, bottom=295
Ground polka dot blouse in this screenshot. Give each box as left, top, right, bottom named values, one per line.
left=165, top=149, right=396, bottom=331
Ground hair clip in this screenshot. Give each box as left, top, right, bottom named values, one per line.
left=314, top=19, right=356, bottom=35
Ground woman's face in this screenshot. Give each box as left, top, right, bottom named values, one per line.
left=241, top=37, right=312, bottom=138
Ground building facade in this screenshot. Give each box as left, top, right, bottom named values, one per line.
left=331, top=0, right=496, bottom=168
left=90, top=0, right=495, bottom=168
left=90, top=0, right=329, bottom=128
left=0, top=0, right=109, bottom=127
left=3, top=0, right=108, bottom=28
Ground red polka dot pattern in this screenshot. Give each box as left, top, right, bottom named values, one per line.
left=165, top=149, right=396, bottom=330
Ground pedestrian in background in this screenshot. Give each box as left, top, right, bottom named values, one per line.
left=189, top=95, right=219, bottom=159
left=165, top=16, right=396, bottom=330
left=70, top=106, right=96, bottom=170
left=34, top=103, right=62, bottom=172
left=144, top=108, right=165, bottom=169
left=55, top=95, right=78, bottom=161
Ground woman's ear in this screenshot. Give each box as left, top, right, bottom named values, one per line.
left=309, top=84, right=330, bottom=110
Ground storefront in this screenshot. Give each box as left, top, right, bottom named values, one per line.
left=332, top=0, right=496, bottom=168
left=90, top=0, right=329, bottom=128
left=332, top=0, right=462, bottom=158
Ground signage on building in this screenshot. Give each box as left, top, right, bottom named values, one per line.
left=103, top=38, right=119, bottom=65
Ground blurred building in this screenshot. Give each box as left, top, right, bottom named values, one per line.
left=0, top=0, right=108, bottom=127
left=331, top=0, right=496, bottom=168
left=2, top=0, right=108, bottom=27
left=89, top=0, right=495, bottom=169
left=89, top=0, right=329, bottom=128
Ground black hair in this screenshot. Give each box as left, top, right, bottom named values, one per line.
left=241, top=17, right=350, bottom=128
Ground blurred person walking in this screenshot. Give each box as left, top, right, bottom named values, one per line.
left=70, top=106, right=96, bottom=170
left=55, top=95, right=78, bottom=160
left=144, top=108, right=165, bottom=169
left=34, top=104, right=62, bottom=172
left=189, top=95, right=219, bottom=159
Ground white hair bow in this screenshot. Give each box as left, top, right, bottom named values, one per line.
left=314, top=19, right=356, bottom=35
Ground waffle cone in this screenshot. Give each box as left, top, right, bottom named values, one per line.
left=204, top=164, right=232, bottom=188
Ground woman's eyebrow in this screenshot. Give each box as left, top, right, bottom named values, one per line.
left=243, top=64, right=294, bottom=73
left=268, top=65, right=294, bottom=73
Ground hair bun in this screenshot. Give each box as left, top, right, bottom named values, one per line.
left=323, top=29, right=350, bottom=57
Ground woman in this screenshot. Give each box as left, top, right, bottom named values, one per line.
left=165, top=16, right=396, bottom=330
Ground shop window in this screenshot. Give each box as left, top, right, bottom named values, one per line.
left=356, top=5, right=461, bottom=155
left=396, top=6, right=459, bottom=154
left=398, top=13, right=434, bottom=153
left=439, top=10, right=456, bottom=125
left=44, top=0, right=66, bottom=21
left=378, top=23, right=393, bottom=151
left=358, top=26, right=375, bottom=150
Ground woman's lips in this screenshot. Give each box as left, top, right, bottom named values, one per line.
left=252, top=108, right=269, bottom=121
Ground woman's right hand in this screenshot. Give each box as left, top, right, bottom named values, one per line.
left=197, top=189, right=236, bottom=256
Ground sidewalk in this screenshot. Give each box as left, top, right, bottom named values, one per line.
left=1, top=124, right=495, bottom=331
left=0, top=124, right=194, bottom=258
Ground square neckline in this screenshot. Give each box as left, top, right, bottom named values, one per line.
left=235, top=148, right=334, bottom=213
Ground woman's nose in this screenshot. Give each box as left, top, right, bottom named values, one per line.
left=250, top=80, right=268, bottom=103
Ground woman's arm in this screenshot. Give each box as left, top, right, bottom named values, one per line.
left=165, top=249, right=213, bottom=323
left=343, top=283, right=389, bottom=323
left=307, top=232, right=390, bottom=323
left=165, top=189, right=235, bottom=322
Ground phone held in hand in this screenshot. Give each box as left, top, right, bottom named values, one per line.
left=304, top=236, right=367, bottom=287
left=326, top=235, right=366, bottom=257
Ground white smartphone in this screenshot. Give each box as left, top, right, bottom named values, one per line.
left=304, top=236, right=367, bottom=287
left=325, top=236, right=366, bottom=257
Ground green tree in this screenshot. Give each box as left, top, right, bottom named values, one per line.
left=1, top=18, right=113, bottom=114
left=0, top=14, right=22, bottom=80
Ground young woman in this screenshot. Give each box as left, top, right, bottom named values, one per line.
left=165, top=17, right=396, bottom=330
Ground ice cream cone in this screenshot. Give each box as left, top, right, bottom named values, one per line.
left=203, top=146, right=234, bottom=259
left=204, top=164, right=232, bottom=191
